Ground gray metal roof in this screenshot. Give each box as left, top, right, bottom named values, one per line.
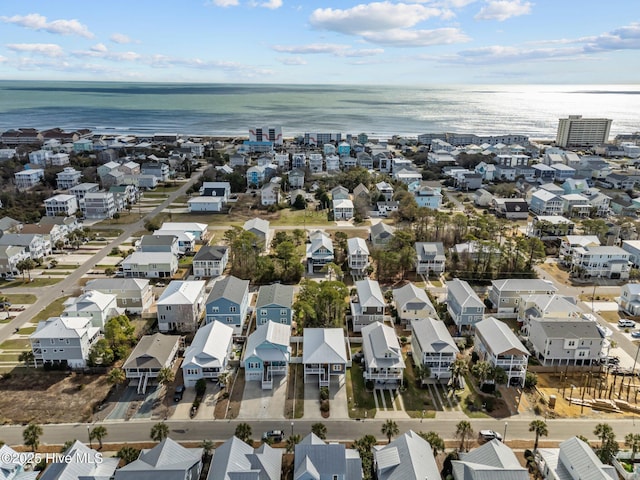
left=361, top=322, right=405, bottom=370
left=355, top=279, right=385, bottom=308
left=491, top=279, right=557, bottom=294
left=206, top=276, right=250, bottom=306
left=452, top=440, right=528, bottom=480
left=140, top=235, right=177, bottom=246
left=243, top=218, right=270, bottom=236
left=534, top=319, right=602, bottom=340
left=370, top=221, right=396, bottom=239
left=447, top=279, right=484, bottom=309
left=244, top=320, right=291, bottom=363
left=475, top=317, right=528, bottom=356
left=303, top=328, right=348, bottom=364
left=208, top=436, right=282, bottom=480
left=411, top=318, right=459, bottom=355
left=556, top=437, right=617, bottom=480
left=393, top=283, right=436, bottom=315
left=374, top=430, right=440, bottom=480
left=40, top=440, right=119, bottom=480
left=193, top=245, right=229, bottom=262
left=123, top=333, right=180, bottom=370
left=255, top=284, right=294, bottom=309
left=415, top=242, right=445, bottom=261
left=294, top=434, right=362, bottom=480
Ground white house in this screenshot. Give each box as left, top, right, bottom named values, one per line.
left=537, top=436, right=617, bottom=480
left=30, top=316, right=100, bottom=369
left=414, top=242, right=446, bottom=275
left=619, top=283, right=640, bottom=315
left=123, top=333, right=181, bottom=393
left=305, top=230, right=334, bottom=273
left=14, top=169, right=44, bottom=190
left=347, top=237, right=370, bottom=275
left=571, top=245, right=630, bottom=279
left=62, top=290, right=121, bottom=330
left=156, top=280, right=206, bottom=333
left=392, top=282, right=437, bottom=326
left=333, top=198, right=354, bottom=220
left=361, top=321, right=405, bottom=388
left=192, top=245, right=229, bottom=277
left=411, top=318, right=459, bottom=382
left=351, top=279, right=387, bottom=332
left=181, top=321, right=234, bottom=387
left=44, top=194, right=78, bottom=217
left=303, top=328, right=349, bottom=390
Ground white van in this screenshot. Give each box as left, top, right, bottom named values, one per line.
left=618, top=319, right=636, bottom=328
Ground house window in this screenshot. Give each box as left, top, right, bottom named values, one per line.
left=331, top=364, right=342, bottom=372
left=567, top=341, right=575, bottom=347
left=166, top=306, right=172, bottom=311
left=260, top=310, right=267, bottom=316
left=280, top=318, right=287, bottom=324
left=226, top=317, right=233, bottom=323
left=212, top=307, right=219, bottom=313
left=50, top=339, right=55, bottom=345
left=280, top=309, right=287, bottom=315
left=229, top=306, right=236, bottom=313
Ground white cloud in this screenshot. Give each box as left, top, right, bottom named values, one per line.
left=272, top=43, right=384, bottom=57
left=309, top=2, right=445, bottom=35
left=1, top=13, right=93, bottom=38
left=362, top=27, right=469, bottom=46
left=474, top=0, right=532, bottom=21
left=259, top=0, right=283, bottom=8
left=278, top=56, right=307, bottom=65
left=7, top=43, right=65, bottom=57
left=207, top=0, right=240, bottom=6
left=90, top=43, right=108, bottom=53
left=110, top=33, right=132, bottom=44
left=0, top=55, right=6, bottom=63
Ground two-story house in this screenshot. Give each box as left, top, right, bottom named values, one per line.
left=517, top=293, right=581, bottom=335
left=205, top=275, right=250, bottom=334
left=306, top=230, right=334, bottom=273
left=414, top=242, right=446, bottom=275
left=529, top=319, right=603, bottom=367
left=255, top=283, right=295, bottom=326
left=123, top=333, right=181, bottom=394
left=139, top=234, right=180, bottom=257
left=571, top=245, right=631, bottom=279
left=156, top=280, right=206, bottom=333
left=82, top=192, right=117, bottom=219
left=152, top=229, right=196, bottom=255
left=619, top=283, right=640, bottom=315
left=446, top=279, right=485, bottom=333
left=347, top=237, right=370, bottom=275
left=474, top=317, right=529, bottom=387
left=243, top=320, right=291, bottom=390
left=192, top=245, right=229, bottom=277
left=243, top=218, right=270, bottom=251
left=351, top=279, right=387, bottom=333
left=121, top=251, right=178, bottom=279
left=30, top=316, right=100, bottom=369
left=559, top=235, right=601, bottom=265
left=83, top=278, right=153, bottom=315
left=392, top=282, right=437, bottom=326
left=181, top=320, right=234, bottom=387
left=369, top=222, right=396, bottom=248
left=56, top=167, right=82, bottom=190
left=411, top=317, right=459, bottom=383
left=62, top=290, right=120, bottom=330
left=294, top=433, right=362, bottom=480
left=208, top=437, right=282, bottom=480
left=489, top=279, right=558, bottom=314
left=114, top=438, right=202, bottom=480
left=361, top=321, right=405, bottom=388
left=529, top=189, right=563, bottom=216
left=303, top=328, right=350, bottom=390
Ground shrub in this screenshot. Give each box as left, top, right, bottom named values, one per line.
left=525, top=372, right=538, bottom=388
left=319, top=387, right=329, bottom=401
left=320, top=399, right=330, bottom=412
left=195, top=378, right=207, bottom=397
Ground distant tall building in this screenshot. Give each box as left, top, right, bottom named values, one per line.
left=249, top=126, right=283, bottom=145
left=304, top=132, right=341, bottom=146
left=556, top=115, right=612, bottom=148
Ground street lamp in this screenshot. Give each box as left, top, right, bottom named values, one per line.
left=87, top=426, right=91, bottom=448
left=291, top=421, right=294, bottom=438
left=503, top=422, right=508, bottom=443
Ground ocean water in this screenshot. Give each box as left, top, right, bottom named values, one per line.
left=0, top=81, right=638, bottom=140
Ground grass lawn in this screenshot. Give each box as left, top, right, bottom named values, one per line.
left=3, top=294, right=37, bottom=304
left=0, top=338, right=30, bottom=350
left=401, top=358, right=436, bottom=418
left=346, top=363, right=376, bottom=419
left=17, top=326, right=37, bottom=335
left=142, top=192, right=170, bottom=198
left=90, top=228, right=124, bottom=237
left=285, top=363, right=305, bottom=419
left=42, top=271, right=71, bottom=276
left=0, top=353, right=21, bottom=362
left=0, top=278, right=62, bottom=288
left=430, top=280, right=443, bottom=287
left=459, top=377, right=490, bottom=419
left=31, top=296, right=70, bottom=324
left=52, top=264, right=80, bottom=269
left=599, top=311, right=620, bottom=323
left=271, top=209, right=332, bottom=227
left=0, top=318, right=11, bottom=324
left=96, top=212, right=139, bottom=225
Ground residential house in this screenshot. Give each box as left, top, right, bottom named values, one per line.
left=412, top=184, right=443, bottom=209
left=0, top=216, right=22, bottom=234
left=369, top=222, right=396, bottom=248
left=351, top=279, right=387, bottom=333
left=246, top=165, right=267, bottom=187
left=243, top=320, right=291, bottom=389
left=475, top=161, right=497, bottom=181
left=192, top=245, right=229, bottom=277
left=243, top=217, right=270, bottom=251
left=305, top=230, right=334, bottom=273
left=495, top=164, right=516, bottom=181
left=62, top=290, right=120, bottom=330
left=292, top=153, right=306, bottom=169
left=255, top=283, right=295, bottom=326
left=517, top=293, right=582, bottom=334
left=527, top=215, right=575, bottom=240
left=450, top=241, right=501, bottom=265
left=530, top=189, right=563, bottom=216
left=153, top=229, right=196, bottom=254
left=375, top=182, right=394, bottom=201
left=0, top=245, right=28, bottom=277
left=489, top=279, right=558, bottom=314
left=69, top=182, right=99, bottom=206
left=121, top=251, right=178, bottom=279
left=562, top=178, right=588, bottom=195
left=458, top=173, right=483, bottom=191
left=446, top=279, right=485, bottom=332
left=537, top=436, right=617, bottom=480
left=14, top=169, right=44, bottom=190
left=560, top=193, right=591, bottom=218
left=560, top=235, right=601, bottom=264
left=119, top=160, right=141, bottom=175
left=621, top=240, right=640, bottom=267
left=82, top=192, right=117, bottom=219
left=347, top=237, right=370, bottom=275
left=474, top=317, right=529, bottom=387
left=571, top=245, right=630, bottom=279
left=261, top=181, right=281, bottom=206
left=44, top=194, right=78, bottom=217
left=28, top=149, right=52, bottom=166
left=411, top=318, right=459, bottom=382
left=207, top=437, right=282, bottom=480
left=114, top=437, right=202, bottom=480
left=188, top=196, right=226, bottom=212
left=393, top=282, right=437, bottom=326
left=353, top=183, right=370, bottom=202
left=473, top=188, right=494, bottom=207
left=56, top=167, right=82, bottom=190
left=0, top=233, right=51, bottom=260
left=331, top=185, right=350, bottom=200
left=532, top=163, right=557, bottom=182
left=605, top=172, right=635, bottom=190
left=294, top=433, right=362, bottom=480
left=374, top=430, right=440, bottom=480
left=333, top=198, right=355, bottom=220
left=83, top=278, right=154, bottom=314
left=30, top=316, right=100, bottom=369
left=110, top=184, right=139, bottom=207
left=205, top=275, right=250, bottom=334
left=123, top=333, right=181, bottom=393
left=360, top=321, right=405, bottom=387
left=139, top=234, right=180, bottom=257
left=303, top=328, right=349, bottom=388
left=141, top=161, right=170, bottom=181
left=52, top=154, right=72, bottom=166
left=0, top=443, right=38, bottom=480
left=229, top=153, right=248, bottom=167
left=452, top=440, right=529, bottom=480
left=414, top=242, right=446, bottom=275
left=325, top=154, right=340, bottom=171
left=289, top=168, right=305, bottom=189
left=157, top=280, right=206, bottom=333
left=39, top=441, right=118, bottom=480
left=619, top=283, right=640, bottom=315
left=529, top=319, right=603, bottom=367
left=182, top=321, right=233, bottom=387
left=551, top=163, right=576, bottom=181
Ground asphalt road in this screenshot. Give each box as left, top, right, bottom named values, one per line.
left=0, top=171, right=203, bottom=344
left=1, top=417, right=638, bottom=447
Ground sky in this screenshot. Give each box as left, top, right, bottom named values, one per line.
left=0, top=0, right=639, bottom=84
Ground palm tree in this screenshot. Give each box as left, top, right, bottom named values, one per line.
left=18, top=350, right=35, bottom=368
left=60, top=439, right=76, bottom=453
left=471, top=361, right=492, bottom=386
left=381, top=419, right=399, bottom=444
left=157, top=366, right=175, bottom=414
left=107, top=368, right=126, bottom=391
left=528, top=420, right=548, bottom=452
left=455, top=420, right=473, bottom=452
left=89, top=425, right=108, bottom=450
left=116, top=446, right=140, bottom=466
left=625, top=433, right=640, bottom=461
left=419, top=431, right=445, bottom=456
left=311, top=422, right=327, bottom=440
left=594, top=423, right=614, bottom=447
left=200, top=439, right=214, bottom=460
left=234, top=423, right=252, bottom=446
left=449, top=357, right=468, bottom=390
left=285, top=434, right=301, bottom=453
left=594, top=422, right=619, bottom=463
left=150, top=422, right=169, bottom=442
left=23, top=423, right=43, bottom=452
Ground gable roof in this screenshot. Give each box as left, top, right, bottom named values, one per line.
left=415, top=242, right=445, bottom=261
left=361, top=322, right=405, bottom=370
left=256, top=283, right=295, bottom=309
left=294, top=434, right=361, bottom=480
left=115, top=437, right=202, bottom=480
left=492, top=278, right=557, bottom=294
left=208, top=436, right=282, bottom=480
left=40, top=440, right=119, bottom=480
left=411, top=318, right=459, bottom=355
left=244, top=320, right=291, bottom=363
left=347, top=237, right=369, bottom=256
left=193, top=245, right=229, bottom=262
left=157, top=280, right=206, bottom=306
left=31, top=316, right=97, bottom=340
left=303, top=328, right=348, bottom=364
left=243, top=218, right=270, bottom=236
left=374, top=430, right=439, bottom=480
left=533, top=319, right=602, bottom=340
left=392, top=283, right=436, bottom=315
left=370, top=221, right=396, bottom=239
left=183, top=321, right=233, bottom=368
left=206, top=276, right=250, bottom=306
left=355, top=279, right=385, bottom=308
left=475, top=317, right=528, bottom=357
left=85, top=278, right=150, bottom=292
left=123, top=333, right=180, bottom=370
left=447, top=279, right=484, bottom=309
left=452, top=440, right=528, bottom=480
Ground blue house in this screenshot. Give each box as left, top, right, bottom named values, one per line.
left=562, top=178, right=588, bottom=195
left=243, top=320, right=291, bottom=390
left=205, top=275, right=250, bottom=334
left=412, top=184, right=443, bottom=209
left=255, top=284, right=295, bottom=326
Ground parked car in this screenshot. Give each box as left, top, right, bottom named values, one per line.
left=262, top=430, right=284, bottom=442
left=619, top=319, right=636, bottom=328
left=479, top=430, right=503, bottom=442
left=174, top=385, right=185, bottom=402
left=631, top=331, right=640, bottom=339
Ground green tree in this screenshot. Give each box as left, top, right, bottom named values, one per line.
left=157, top=367, right=176, bottom=413
left=625, top=433, right=640, bottom=461
left=381, top=419, right=399, bottom=444
left=285, top=434, right=301, bottom=453
left=195, top=378, right=207, bottom=397
left=225, top=227, right=260, bottom=280
left=116, top=446, right=140, bottom=465
left=88, top=338, right=115, bottom=366
left=471, top=361, right=493, bottom=386
left=493, top=367, right=508, bottom=387
left=18, top=350, right=35, bottom=367
left=449, top=357, right=468, bottom=390
left=89, top=425, right=108, bottom=450
left=16, top=258, right=36, bottom=282
left=455, top=420, right=473, bottom=452
left=200, top=439, right=215, bottom=460
left=294, top=279, right=348, bottom=328
left=60, top=439, right=76, bottom=453
left=352, top=435, right=377, bottom=480
left=529, top=420, right=548, bottom=452
left=23, top=423, right=43, bottom=452
left=311, top=422, right=327, bottom=440
left=292, top=194, right=306, bottom=210
left=594, top=423, right=619, bottom=463
left=235, top=423, right=252, bottom=446
left=419, top=431, right=445, bottom=456
left=150, top=422, right=169, bottom=442
left=107, top=368, right=126, bottom=390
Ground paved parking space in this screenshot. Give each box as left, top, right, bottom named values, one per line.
left=237, top=375, right=287, bottom=419
left=171, top=387, right=197, bottom=420
left=105, top=386, right=161, bottom=421
left=303, top=377, right=348, bottom=420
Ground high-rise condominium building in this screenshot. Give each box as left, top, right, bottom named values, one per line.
left=556, top=115, right=612, bottom=148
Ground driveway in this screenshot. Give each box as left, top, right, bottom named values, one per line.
left=303, top=377, right=348, bottom=420
left=105, top=386, right=162, bottom=421
left=237, top=375, right=287, bottom=420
